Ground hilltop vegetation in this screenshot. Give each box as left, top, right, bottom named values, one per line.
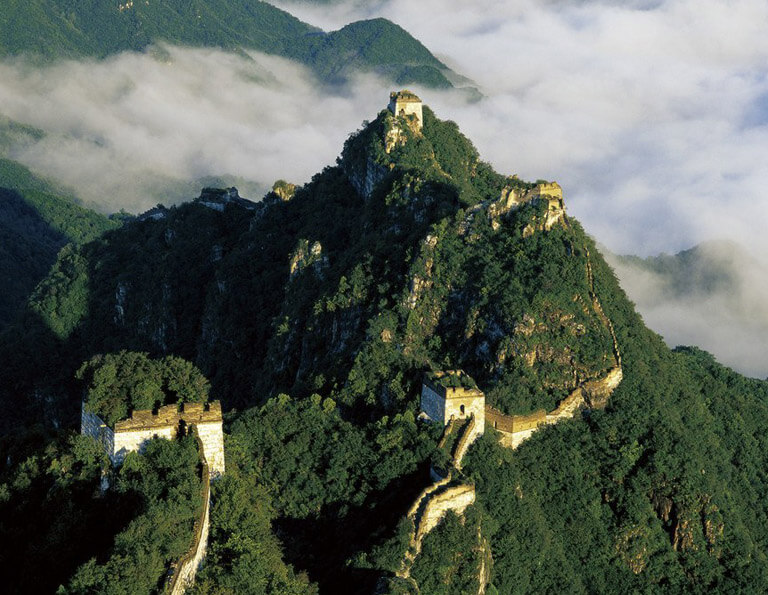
left=1, top=99, right=768, bottom=592
left=0, top=1, right=455, bottom=88
left=0, top=157, right=118, bottom=328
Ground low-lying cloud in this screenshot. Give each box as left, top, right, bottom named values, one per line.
left=0, top=0, right=767, bottom=375
left=607, top=242, right=768, bottom=378
left=0, top=47, right=387, bottom=213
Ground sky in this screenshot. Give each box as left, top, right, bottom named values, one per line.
left=0, top=0, right=766, bottom=375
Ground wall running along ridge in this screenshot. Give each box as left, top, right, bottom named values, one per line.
left=166, top=430, right=211, bottom=595
left=397, top=241, right=624, bottom=590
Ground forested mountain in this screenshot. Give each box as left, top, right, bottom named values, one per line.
left=2, top=97, right=768, bottom=593
left=0, top=1, right=457, bottom=88
left=0, top=157, right=118, bottom=328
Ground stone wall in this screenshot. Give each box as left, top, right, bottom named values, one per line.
left=81, top=405, right=115, bottom=456
left=81, top=401, right=225, bottom=477
left=546, top=389, right=586, bottom=422
left=451, top=415, right=478, bottom=472
left=113, top=425, right=176, bottom=464
left=421, top=383, right=447, bottom=426
left=415, top=484, right=476, bottom=541
left=421, top=378, right=485, bottom=434
left=582, top=366, right=623, bottom=409
left=195, top=421, right=225, bottom=478
left=388, top=90, right=423, bottom=130
left=485, top=406, right=546, bottom=434
left=528, top=182, right=563, bottom=199
left=167, top=433, right=211, bottom=595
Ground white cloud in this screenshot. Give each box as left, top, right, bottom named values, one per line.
left=1, top=0, right=767, bottom=374
left=276, top=0, right=768, bottom=254
left=0, top=47, right=387, bottom=213
left=607, top=243, right=768, bottom=378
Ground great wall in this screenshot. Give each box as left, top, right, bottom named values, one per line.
left=79, top=92, right=626, bottom=593
left=165, top=431, right=212, bottom=595
left=395, top=228, right=624, bottom=592
left=81, top=403, right=224, bottom=593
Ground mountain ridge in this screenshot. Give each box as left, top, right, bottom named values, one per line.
left=0, top=1, right=464, bottom=89
left=1, top=94, right=768, bottom=593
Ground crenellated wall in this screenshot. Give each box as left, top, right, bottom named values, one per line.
left=81, top=401, right=225, bottom=477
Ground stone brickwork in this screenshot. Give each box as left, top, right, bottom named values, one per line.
left=113, top=425, right=175, bottom=464
left=528, top=182, right=563, bottom=200
left=388, top=90, right=423, bottom=130
left=421, top=371, right=485, bottom=435
left=167, top=433, right=211, bottom=595
left=485, top=406, right=548, bottom=450
left=81, top=407, right=115, bottom=456
left=81, top=401, right=225, bottom=477
left=416, top=484, right=476, bottom=540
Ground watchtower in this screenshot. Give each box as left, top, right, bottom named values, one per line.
left=388, top=90, right=423, bottom=130
left=528, top=181, right=563, bottom=211
left=421, top=370, right=485, bottom=434
left=81, top=401, right=226, bottom=478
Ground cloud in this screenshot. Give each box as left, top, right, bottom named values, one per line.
left=0, top=0, right=767, bottom=375
left=606, top=242, right=768, bottom=378
left=278, top=0, right=768, bottom=254
left=274, top=0, right=768, bottom=376
left=0, top=47, right=388, bottom=213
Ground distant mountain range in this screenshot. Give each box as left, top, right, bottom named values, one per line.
left=1, top=0, right=467, bottom=89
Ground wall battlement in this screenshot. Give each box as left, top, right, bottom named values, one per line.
left=81, top=401, right=225, bottom=478
left=528, top=182, right=563, bottom=200
left=114, top=401, right=222, bottom=432
left=388, top=89, right=423, bottom=130
left=421, top=370, right=485, bottom=436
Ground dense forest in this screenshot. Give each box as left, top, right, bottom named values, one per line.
left=0, top=156, right=118, bottom=328
left=1, top=99, right=768, bottom=593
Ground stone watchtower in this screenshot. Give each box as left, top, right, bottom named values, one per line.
left=81, top=401, right=226, bottom=478
left=420, top=370, right=485, bottom=434
left=388, top=90, right=423, bottom=130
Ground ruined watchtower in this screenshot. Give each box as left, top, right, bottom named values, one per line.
left=421, top=370, right=485, bottom=434
left=389, top=90, right=423, bottom=130
left=525, top=181, right=565, bottom=230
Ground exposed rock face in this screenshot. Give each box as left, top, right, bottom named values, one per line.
left=271, top=180, right=296, bottom=202
left=289, top=239, right=327, bottom=279
left=114, top=282, right=128, bottom=325
left=346, top=155, right=388, bottom=200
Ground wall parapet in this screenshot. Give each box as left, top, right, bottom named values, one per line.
left=414, top=483, right=476, bottom=544
left=166, top=430, right=211, bottom=595
left=485, top=406, right=546, bottom=434
left=81, top=401, right=225, bottom=477
left=115, top=401, right=222, bottom=433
